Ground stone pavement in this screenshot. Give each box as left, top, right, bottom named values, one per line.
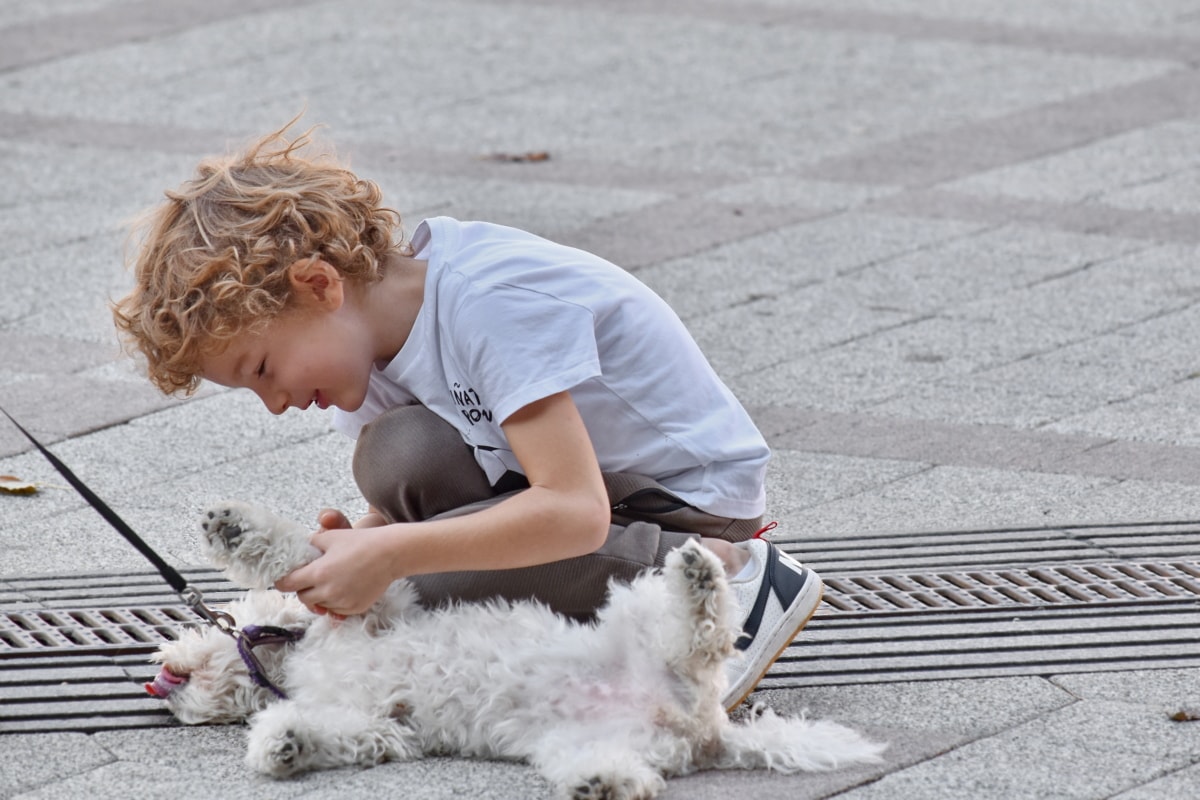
left=3, top=0, right=1200, bottom=797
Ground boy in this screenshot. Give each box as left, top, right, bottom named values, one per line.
left=113, top=126, right=823, bottom=710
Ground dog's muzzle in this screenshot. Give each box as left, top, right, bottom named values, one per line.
left=145, top=666, right=187, bottom=698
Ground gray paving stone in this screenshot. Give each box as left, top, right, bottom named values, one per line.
left=773, top=464, right=1120, bottom=535
left=0, top=374, right=179, bottom=458
left=1050, top=668, right=1200, bottom=712
left=864, top=377, right=1120, bottom=431
left=0, top=0, right=144, bottom=30
left=563, top=197, right=824, bottom=272
left=690, top=283, right=918, bottom=381
left=1100, top=165, right=1200, bottom=215
left=945, top=118, right=1200, bottom=205
left=1099, top=167, right=1200, bottom=214
left=832, top=699, right=1200, bottom=800
left=9, top=760, right=307, bottom=800
left=94, top=725, right=556, bottom=800
left=702, top=177, right=897, bottom=213
left=962, top=333, right=1197, bottom=427
left=799, top=0, right=1200, bottom=37
left=292, top=757, right=554, bottom=800
left=0, top=333, right=114, bottom=376
left=805, top=67, right=1191, bottom=187
left=720, top=236, right=1185, bottom=411
left=0, top=391, right=355, bottom=575
left=90, top=724, right=248, bottom=773
left=639, top=213, right=988, bottom=320
left=756, top=676, right=1076, bottom=739
left=1110, top=762, right=1200, bottom=800
left=350, top=165, right=669, bottom=248
left=1045, top=377, right=1200, bottom=447
left=1030, top=474, right=1200, bottom=527
left=771, top=410, right=1110, bottom=475
left=764, top=449, right=929, bottom=529
left=0, top=732, right=114, bottom=799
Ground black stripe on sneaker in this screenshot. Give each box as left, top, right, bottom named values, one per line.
left=735, top=544, right=811, bottom=652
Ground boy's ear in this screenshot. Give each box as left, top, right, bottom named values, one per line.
left=286, top=257, right=344, bottom=310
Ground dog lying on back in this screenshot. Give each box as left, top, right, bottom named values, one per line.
left=148, top=501, right=884, bottom=798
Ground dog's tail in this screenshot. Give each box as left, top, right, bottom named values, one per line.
left=715, top=705, right=887, bottom=772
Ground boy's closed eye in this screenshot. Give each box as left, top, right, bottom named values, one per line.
left=256, top=360, right=266, bottom=378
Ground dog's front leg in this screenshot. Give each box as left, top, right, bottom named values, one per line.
left=246, top=701, right=421, bottom=778
left=201, top=501, right=321, bottom=589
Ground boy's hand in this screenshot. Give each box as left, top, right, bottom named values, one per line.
left=315, top=507, right=352, bottom=531
left=274, top=508, right=395, bottom=617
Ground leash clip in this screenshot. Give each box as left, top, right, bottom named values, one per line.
left=181, top=585, right=237, bottom=635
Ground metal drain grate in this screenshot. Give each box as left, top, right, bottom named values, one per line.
left=1, top=606, right=192, bottom=654
left=820, top=561, right=1200, bottom=613
left=5, top=561, right=1200, bottom=659
left=6, top=519, right=1200, bottom=733
left=773, top=519, right=1200, bottom=573
left=1, top=569, right=240, bottom=734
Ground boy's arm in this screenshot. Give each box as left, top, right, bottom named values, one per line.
left=275, top=391, right=611, bottom=615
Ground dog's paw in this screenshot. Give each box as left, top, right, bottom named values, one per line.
left=201, top=504, right=250, bottom=555
left=568, top=772, right=663, bottom=800
left=247, top=726, right=307, bottom=778
left=200, top=501, right=317, bottom=589
left=665, top=540, right=727, bottom=608
left=571, top=776, right=616, bottom=800
left=676, top=540, right=721, bottom=591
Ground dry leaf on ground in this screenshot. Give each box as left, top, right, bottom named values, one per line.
left=482, top=151, right=550, bottom=163
left=0, top=475, right=39, bottom=495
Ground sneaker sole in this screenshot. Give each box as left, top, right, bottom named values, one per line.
left=723, top=574, right=824, bottom=712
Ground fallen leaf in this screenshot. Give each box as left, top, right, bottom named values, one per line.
left=0, top=475, right=39, bottom=495
left=482, top=151, right=551, bottom=163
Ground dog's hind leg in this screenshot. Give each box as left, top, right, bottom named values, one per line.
left=246, top=700, right=421, bottom=778
left=592, top=540, right=736, bottom=718
left=646, top=540, right=738, bottom=718
left=529, top=734, right=665, bottom=800
left=664, top=541, right=738, bottom=666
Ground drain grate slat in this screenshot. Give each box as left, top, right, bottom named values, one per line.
left=0, top=569, right=239, bottom=611
left=763, top=603, right=1200, bottom=688
left=1, top=680, right=149, bottom=702
left=0, top=658, right=172, bottom=734
left=1, top=714, right=175, bottom=735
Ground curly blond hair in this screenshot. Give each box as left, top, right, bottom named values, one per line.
left=112, top=124, right=403, bottom=395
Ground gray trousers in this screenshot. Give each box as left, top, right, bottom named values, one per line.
left=352, top=405, right=761, bottom=617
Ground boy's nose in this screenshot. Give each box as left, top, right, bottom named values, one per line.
left=255, top=388, right=288, bottom=415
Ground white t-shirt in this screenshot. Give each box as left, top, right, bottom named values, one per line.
left=333, top=217, right=769, bottom=519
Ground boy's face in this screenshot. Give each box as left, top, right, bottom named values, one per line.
left=198, top=261, right=376, bottom=415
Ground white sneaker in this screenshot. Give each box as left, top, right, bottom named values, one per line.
left=722, top=538, right=823, bottom=711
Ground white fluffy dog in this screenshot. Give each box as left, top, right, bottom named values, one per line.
left=149, top=501, right=884, bottom=798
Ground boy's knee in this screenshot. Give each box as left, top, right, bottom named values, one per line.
left=352, top=405, right=492, bottom=521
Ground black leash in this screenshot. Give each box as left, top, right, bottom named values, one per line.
left=0, top=404, right=304, bottom=698
left=0, top=404, right=234, bottom=632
